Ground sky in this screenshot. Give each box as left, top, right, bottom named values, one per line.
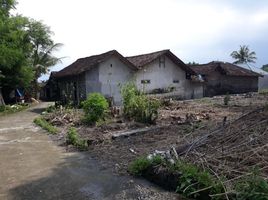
left=15, top=0, right=268, bottom=81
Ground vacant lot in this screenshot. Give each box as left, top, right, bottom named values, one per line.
left=44, top=93, right=268, bottom=176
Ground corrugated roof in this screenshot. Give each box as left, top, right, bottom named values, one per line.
left=55, top=50, right=137, bottom=78
left=126, top=50, right=196, bottom=75
left=190, top=61, right=261, bottom=77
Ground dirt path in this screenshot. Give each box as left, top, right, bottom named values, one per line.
left=0, top=103, right=178, bottom=200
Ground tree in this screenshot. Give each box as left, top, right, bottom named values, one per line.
left=0, top=0, right=62, bottom=102
left=27, top=20, right=63, bottom=98
left=0, top=1, right=34, bottom=101
left=261, top=64, right=268, bottom=72
left=230, top=45, right=257, bottom=64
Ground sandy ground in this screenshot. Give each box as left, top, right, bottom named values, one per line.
left=0, top=103, right=179, bottom=200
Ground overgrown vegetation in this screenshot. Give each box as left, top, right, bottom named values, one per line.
left=120, top=82, right=160, bottom=124
left=259, top=89, right=268, bottom=95
left=82, top=93, right=108, bottom=124
left=66, top=127, right=88, bottom=150
left=235, top=172, right=268, bottom=200
left=0, top=103, right=29, bottom=115
left=128, top=155, right=163, bottom=176
left=223, top=93, right=230, bottom=105
left=33, top=117, right=58, bottom=134
left=129, top=156, right=268, bottom=199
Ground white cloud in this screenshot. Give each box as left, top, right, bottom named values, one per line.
left=15, top=0, right=268, bottom=80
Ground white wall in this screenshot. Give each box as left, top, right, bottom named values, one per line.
left=134, top=56, right=203, bottom=99
left=98, top=56, right=134, bottom=105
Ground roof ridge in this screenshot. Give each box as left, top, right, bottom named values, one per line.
left=126, top=49, right=170, bottom=58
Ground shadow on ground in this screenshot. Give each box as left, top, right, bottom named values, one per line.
left=29, top=107, right=46, bottom=114
left=9, top=152, right=152, bottom=200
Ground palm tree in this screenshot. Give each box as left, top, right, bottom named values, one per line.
left=230, top=45, right=257, bottom=64
left=32, top=43, right=64, bottom=99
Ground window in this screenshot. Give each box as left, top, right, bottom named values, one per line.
left=173, top=80, right=179, bottom=83
left=159, top=56, right=165, bottom=68
left=141, top=80, right=151, bottom=84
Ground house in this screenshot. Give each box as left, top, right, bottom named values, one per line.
left=54, top=49, right=204, bottom=105
left=55, top=50, right=137, bottom=105
left=189, top=61, right=261, bottom=97
left=126, top=50, right=204, bottom=99
left=40, top=72, right=59, bottom=101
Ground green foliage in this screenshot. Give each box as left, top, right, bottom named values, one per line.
left=224, top=93, right=230, bottom=105
left=230, top=45, right=257, bottom=64
left=120, top=82, right=160, bottom=124
left=129, top=156, right=223, bottom=199
left=0, top=103, right=29, bottom=114
left=173, top=161, right=223, bottom=199
left=128, top=155, right=164, bottom=176
left=235, top=172, right=268, bottom=200
left=66, top=127, right=87, bottom=150
left=33, top=117, right=58, bottom=134
left=259, top=89, right=268, bottom=95
left=0, top=0, right=62, bottom=99
left=261, top=64, right=268, bottom=72
left=45, top=104, right=56, bottom=113
left=82, top=93, right=108, bottom=124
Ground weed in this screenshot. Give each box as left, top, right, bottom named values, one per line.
left=235, top=172, right=268, bottom=200
left=82, top=93, right=108, bottom=124
left=259, top=89, right=268, bottom=95
left=33, top=117, right=58, bottom=134
left=128, top=155, right=164, bottom=176
left=45, top=104, right=57, bottom=113
left=120, top=82, right=160, bottom=124
left=223, top=93, right=230, bottom=106
left=0, top=103, right=29, bottom=115
left=66, top=127, right=88, bottom=150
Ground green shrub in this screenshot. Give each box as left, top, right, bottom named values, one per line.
left=33, top=117, right=58, bottom=134
left=120, top=82, right=160, bottom=124
left=259, top=89, right=268, bottom=95
left=129, top=156, right=223, bottom=199
left=0, top=104, right=29, bottom=114
left=235, top=172, right=268, bottom=200
left=173, top=161, right=223, bottom=198
left=66, top=127, right=88, bottom=150
left=45, top=104, right=57, bottom=113
left=82, top=93, right=108, bottom=124
left=128, top=155, right=163, bottom=176
left=223, top=93, right=230, bottom=106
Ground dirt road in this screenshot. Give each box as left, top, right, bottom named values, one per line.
left=0, top=103, right=177, bottom=200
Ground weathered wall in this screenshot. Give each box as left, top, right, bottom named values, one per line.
left=259, top=75, right=268, bottom=90
left=98, top=56, right=134, bottom=105
left=57, top=73, right=86, bottom=104
left=85, top=67, right=101, bottom=94
left=204, top=72, right=259, bottom=96
left=134, top=56, right=203, bottom=99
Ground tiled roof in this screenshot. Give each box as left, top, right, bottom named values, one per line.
left=55, top=50, right=137, bottom=78
left=190, top=61, right=261, bottom=77
left=126, top=50, right=196, bottom=75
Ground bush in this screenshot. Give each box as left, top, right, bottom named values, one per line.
left=128, top=155, right=164, bottom=176
left=66, top=127, right=88, bottom=150
left=129, top=156, right=223, bottom=199
left=120, top=82, right=160, bottom=124
left=82, top=93, right=108, bottom=124
left=235, top=172, right=268, bottom=200
left=33, top=117, right=58, bottom=134
left=223, top=93, right=230, bottom=105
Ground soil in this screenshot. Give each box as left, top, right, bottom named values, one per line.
left=48, top=93, right=268, bottom=177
